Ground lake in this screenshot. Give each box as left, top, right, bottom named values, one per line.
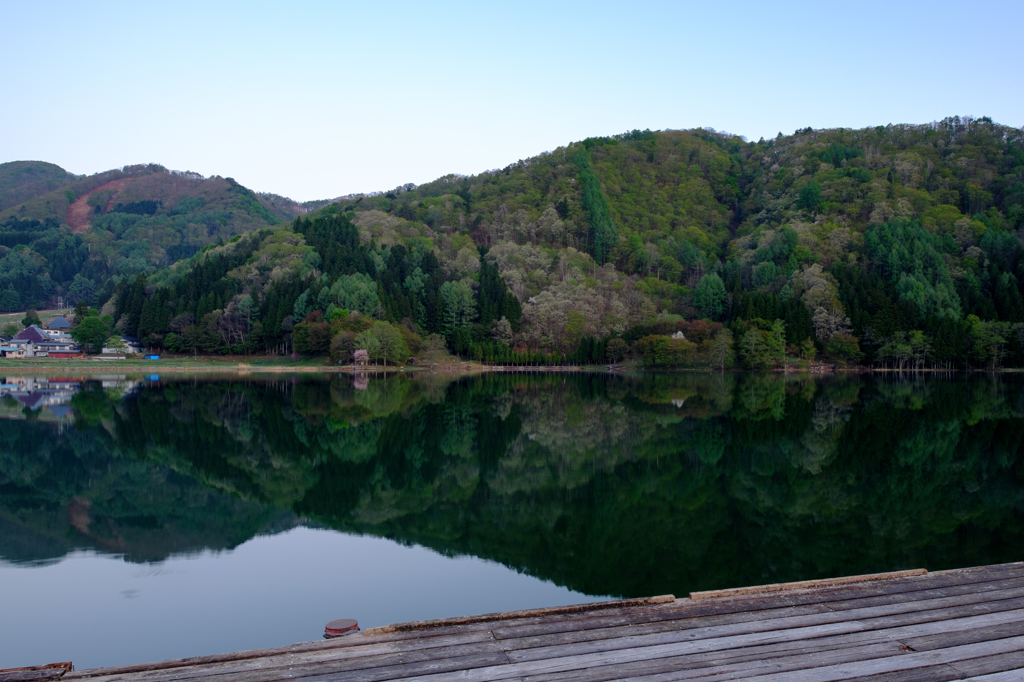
left=1, top=371, right=1023, bottom=669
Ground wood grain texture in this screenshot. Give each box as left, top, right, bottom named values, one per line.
left=690, top=569, right=928, bottom=601
left=362, top=595, right=676, bottom=635
left=0, top=671, right=69, bottom=682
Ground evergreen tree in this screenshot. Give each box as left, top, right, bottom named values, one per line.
left=574, top=149, right=618, bottom=264
left=693, top=273, right=727, bottom=320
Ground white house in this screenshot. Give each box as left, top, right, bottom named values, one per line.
left=44, top=316, right=73, bottom=337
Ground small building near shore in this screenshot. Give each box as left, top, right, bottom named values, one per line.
left=47, top=350, right=85, bottom=359
left=10, top=325, right=52, bottom=356
left=8, top=325, right=82, bottom=357
left=0, top=346, right=25, bottom=358
left=45, top=316, right=73, bottom=332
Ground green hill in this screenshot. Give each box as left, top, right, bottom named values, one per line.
left=0, top=161, right=78, bottom=213
left=6, top=115, right=1024, bottom=368
left=0, top=165, right=305, bottom=312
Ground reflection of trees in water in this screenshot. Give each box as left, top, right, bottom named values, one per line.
left=799, top=393, right=854, bottom=473
left=812, top=398, right=851, bottom=432
left=493, top=396, right=649, bottom=494
left=1, top=373, right=1023, bottom=600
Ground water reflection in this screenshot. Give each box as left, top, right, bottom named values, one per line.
left=0, top=375, right=143, bottom=426
left=1, top=372, right=1023, bottom=597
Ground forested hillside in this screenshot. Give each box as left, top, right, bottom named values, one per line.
left=9, top=115, right=1024, bottom=368
left=0, top=161, right=77, bottom=213
left=0, top=164, right=303, bottom=312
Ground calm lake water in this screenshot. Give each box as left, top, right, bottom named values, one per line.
left=1, top=371, right=1023, bottom=669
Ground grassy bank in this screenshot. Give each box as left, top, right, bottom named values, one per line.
left=0, top=354, right=623, bottom=375
left=0, top=355, right=336, bottom=373
left=0, top=353, right=1014, bottom=376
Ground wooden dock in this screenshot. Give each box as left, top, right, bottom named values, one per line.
left=14, top=562, right=1024, bottom=682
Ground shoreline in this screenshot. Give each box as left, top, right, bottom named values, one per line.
left=0, top=356, right=1020, bottom=375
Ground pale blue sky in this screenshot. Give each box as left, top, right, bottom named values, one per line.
left=2, top=0, right=1021, bottom=201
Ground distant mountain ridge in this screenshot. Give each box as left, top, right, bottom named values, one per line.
left=0, top=161, right=78, bottom=213
left=0, top=162, right=308, bottom=313
left=0, top=162, right=307, bottom=226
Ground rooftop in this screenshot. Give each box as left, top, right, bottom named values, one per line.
left=12, top=325, right=49, bottom=343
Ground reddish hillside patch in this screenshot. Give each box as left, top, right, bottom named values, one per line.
left=66, top=178, right=132, bottom=233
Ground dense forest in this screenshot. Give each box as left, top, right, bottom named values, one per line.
left=2, top=373, right=1023, bottom=596
left=5, top=115, right=1024, bottom=368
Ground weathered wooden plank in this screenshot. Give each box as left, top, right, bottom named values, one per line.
left=410, top=565, right=1024, bottom=648
left=362, top=595, right=675, bottom=635
left=692, top=635, right=1024, bottom=682
left=94, top=650, right=513, bottom=682
left=965, top=669, right=1024, bottom=682
left=490, top=567, right=1024, bottom=642
left=497, top=604, right=833, bottom=652
left=901, top=619, right=1024, bottom=652
left=355, top=622, right=865, bottom=682
left=690, top=569, right=928, bottom=601
left=0, top=669, right=70, bottom=682
left=857, top=597, right=1024, bottom=631
left=611, top=655, right=970, bottom=682
left=692, top=563, right=1024, bottom=615
left=930, top=563, right=1024, bottom=580
left=66, top=628, right=500, bottom=679
left=823, top=575, right=1024, bottom=612
left=67, top=630, right=498, bottom=682
left=537, top=641, right=911, bottom=682
left=519, top=636, right=902, bottom=682
left=385, top=622, right=1024, bottom=682
left=504, top=618, right=871, bottom=665
left=504, top=597, right=1024, bottom=664
left=849, top=608, right=1024, bottom=648
left=285, top=649, right=511, bottom=682
left=947, top=650, right=1024, bottom=678
left=526, top=623, right=984, bottom=682
left=507, top=602, right=1024, bottom=667
left=500, top=590, right=1024, bottom=661
left=826, top=652, right=1024, bottom=681
left=0, top=667, right=65, bottom=679
left=79, top=640, right=506, bottom=682
left=310, top=649, right=511, bottom=682
left=832, top=666, right=966, bottom=682
left=404, top=620, right=893, bottom=682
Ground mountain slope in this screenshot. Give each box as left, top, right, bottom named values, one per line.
left=291, top=117, right=1024, bottom=360
left=6, top=115, right=1024, bottom=369
left=0, top=165, right=307, bottom=311
left=334, top=118, right=1023, bottom=274
left=0, top=161, right=78, bottom=213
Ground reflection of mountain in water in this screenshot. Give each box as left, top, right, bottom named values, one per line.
left=0, top=373, right=1023, bottom=597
